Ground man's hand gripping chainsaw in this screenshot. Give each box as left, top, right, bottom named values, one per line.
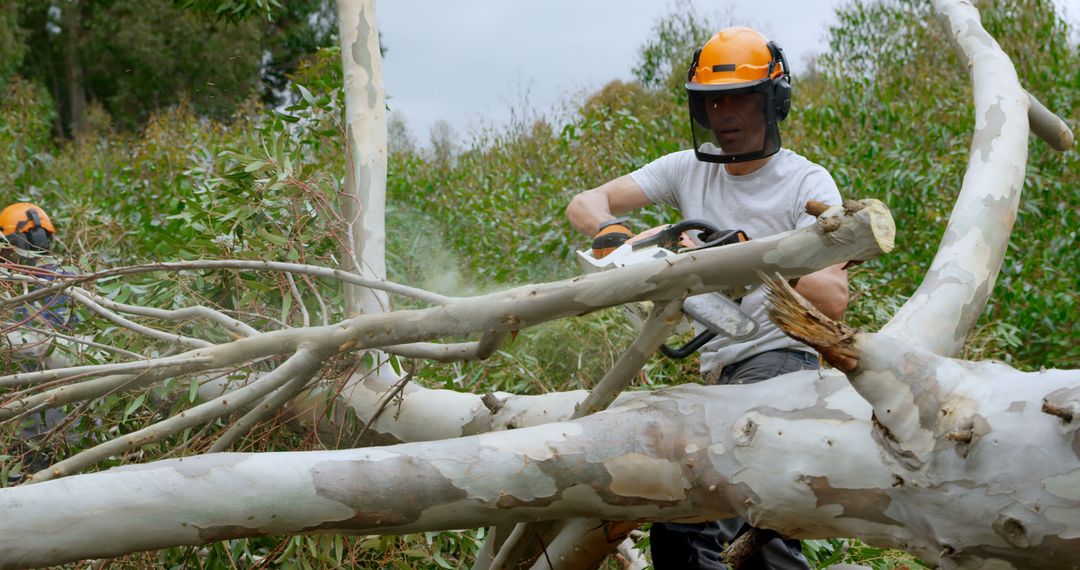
left=578, top=219, right=757, bottom=358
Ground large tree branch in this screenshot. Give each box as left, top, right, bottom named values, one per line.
left=881, top=0, right=1072, bottom=356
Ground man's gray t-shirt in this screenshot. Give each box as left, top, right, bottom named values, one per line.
left=630, top=148, right=842, bottom=373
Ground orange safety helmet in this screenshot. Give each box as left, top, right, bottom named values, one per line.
left=685, top=27, right=791, bottom=164
left=0, top=203, right=56, bottom=252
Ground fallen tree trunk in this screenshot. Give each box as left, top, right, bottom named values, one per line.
left=3, top=351, right=1079, bottom=568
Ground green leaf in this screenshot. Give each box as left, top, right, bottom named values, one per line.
left=432, top=550, right=454, bottom=569
left=281, top=291, right=293, bottom=322
left=124, top=393, right=147, bottom=420
left=188, top=379, right=200, bottom=403
left=244, top=160, right=268, bottom=173
left=297, top=84, right=316, bottom=107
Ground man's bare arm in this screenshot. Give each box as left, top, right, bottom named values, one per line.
left=565, top=175, right=652, bottom=236
left=794, top=263, right=849, bottom=320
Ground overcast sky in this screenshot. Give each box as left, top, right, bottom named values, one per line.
left=375, top=0, right=1080, bottom=146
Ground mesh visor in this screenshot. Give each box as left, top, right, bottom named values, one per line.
left=687, top=81, right=781, bottom=164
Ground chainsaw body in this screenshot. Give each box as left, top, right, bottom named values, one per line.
left=576, top=220, right=758, bottom=358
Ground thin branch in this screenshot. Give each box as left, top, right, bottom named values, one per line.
left=285, top=274, right=310, bottom=327
left=355, top=362, right=415, bottom=443
left=72, top=287, right=259, bottom=338
left=19, top=325, right=143, bottom=359
left=1, top=260, right=451, bottom=310
left=383, top=330, right=510, bottom=363
left=1026, top=89, right=1074, bottom=152
left=29, top=346, right=325, bottom=483
left=67, top=289, right=213, bottom=348
left=572, top=299, right=683, bottom=419
left=209, top=368, right=321, bottom=452
left=300, top=273, right=329, bottom=326
left=0, top=354, right=215, bottom=389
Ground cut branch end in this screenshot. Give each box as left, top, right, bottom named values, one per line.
left=805, top=200, right=832, bottom=217
left=761, top=271, right=860, bottom=372
left=1042, top=399, right=1074, bottom=423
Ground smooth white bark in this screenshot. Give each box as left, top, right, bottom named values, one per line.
left=336, top=0, right=389, bottom=316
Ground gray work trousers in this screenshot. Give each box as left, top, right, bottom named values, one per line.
left=650, top=348, right=819, bottom=570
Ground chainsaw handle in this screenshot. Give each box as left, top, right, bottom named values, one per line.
left=660, top=330, right=718, bottom=359
left=631, top=219, right=722, bottom=251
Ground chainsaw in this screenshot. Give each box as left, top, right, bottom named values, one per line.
left=577, top=220, right=757, bottom=358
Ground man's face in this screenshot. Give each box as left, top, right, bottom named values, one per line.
left=705, top=92, right=766, bottom=155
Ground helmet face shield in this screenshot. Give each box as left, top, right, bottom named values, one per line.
left=687, top=81, right=781, bottom=164
left=684, top=27, right=791, bottom=164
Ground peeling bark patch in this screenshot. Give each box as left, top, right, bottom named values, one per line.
left=805, top=476, right=901, bottom=526
left=955, top=280, right=991, bottom=343
left=196, top=523, right=265, bottom=543
left=311, top=457, right=467, bottom=527
left=751, top=404, right=854, bottom=423
left=460, top=412, right=493, bottom=437
left=1043, top=469, right=1080, bottom=501
left=972, top=99, right=1008, bottom=163
left=350, top=4, right=378, bottom=107
left=1072, top=429, right=1080, bottom=462
left=871, top=414, right=921, bottom=470
left=1007, top=401, right=1026, bottom=413
left=530, top=457, right=668, bottom=509
left=493, top=491, right=559, bottom=509
left=604, top=453, right=688, bottom=501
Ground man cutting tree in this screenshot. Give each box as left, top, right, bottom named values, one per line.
left=566, top=26, right=848, bottom=569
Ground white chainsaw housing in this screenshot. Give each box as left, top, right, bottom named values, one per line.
left=575, top=244, right=758, bottom=342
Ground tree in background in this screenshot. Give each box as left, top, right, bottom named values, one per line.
left=8, top=0, right=335, bottom=135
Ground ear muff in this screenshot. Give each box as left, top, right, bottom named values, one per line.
left=768, top=41, right=792, bottom=121
left=26, top=227, right=53, bottom=251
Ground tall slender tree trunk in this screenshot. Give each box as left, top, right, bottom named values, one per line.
left=336, top=0, right=389, bottom=317
left=62, top=0, right=86, bottom=138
